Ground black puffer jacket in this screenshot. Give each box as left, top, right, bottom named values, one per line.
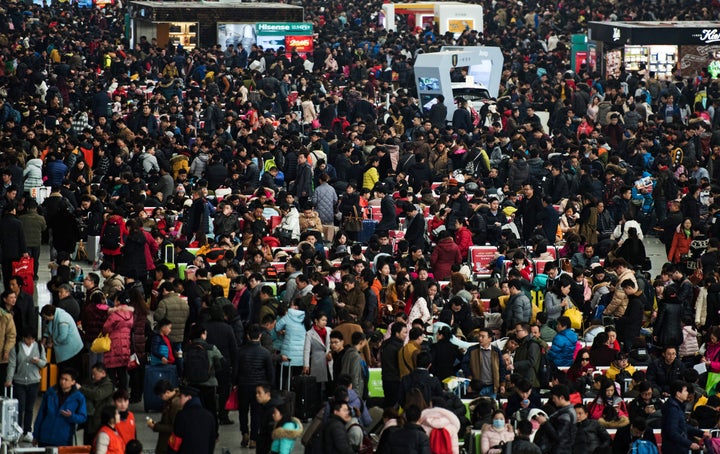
left=236, top=340, right=274, bottom=386
left=376, top=423, right=430, bottom=454
left=323, top=414, right=355, bottom=454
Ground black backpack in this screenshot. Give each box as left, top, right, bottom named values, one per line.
left=100, top=221, right=121, bottom=250
left=184, top=342, right=211, bottom=384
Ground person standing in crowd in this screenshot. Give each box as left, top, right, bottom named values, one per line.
left=661, top=381, right=709, bottom=452
left=148, top=380, right=183, bottom=454
left=40, top=305, right=83, bottom=374
left=237, top=324, right=274, bottom=449
left=168, top=386, right=217, bottom=454
left=0, top=203, right=27, bottom=283
left=18, top=199, right=45, bottom=280
left=5, top=330, right=46, bottom=443
left=32, top=368, right=87, bottom=447
left=154, top=282, right=189, bottom=375
left=79, top=362, right=115, bottom=445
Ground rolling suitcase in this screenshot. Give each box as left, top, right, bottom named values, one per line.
left=40, top=348, right=58, bottom=392
left=278, top=363, right=296, bottom=417
left=0, top=386, right=22, bottom=443
left=86, top=235, right=100, bottom=263
left=291, top=375, right=320, bottom=420
left=144, top=364, right=178, bottom=412
left=357, top=220, right=378, bottom=243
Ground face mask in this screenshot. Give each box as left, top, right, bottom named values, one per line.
left=493, top=419, right=505, bottom=429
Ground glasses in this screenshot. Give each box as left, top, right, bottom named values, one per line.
left=581, top=357, right=590, bottom=361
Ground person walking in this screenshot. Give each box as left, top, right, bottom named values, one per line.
left=237, top=324, right=275, bottom=449
left=168, top=385, right=217, bottom=454
left=5, top=330, right=46, bottom=443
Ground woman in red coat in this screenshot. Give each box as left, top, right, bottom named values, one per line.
left=431, top=231, right=462, bottom=280
left=454, top=216, right=474, bottom=261
left=668, top=217, right=694, bottom=264
left=102, top=299, right=134, bottom=391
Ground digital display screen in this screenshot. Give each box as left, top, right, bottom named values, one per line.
left=418, top=77, right=441, bottom=91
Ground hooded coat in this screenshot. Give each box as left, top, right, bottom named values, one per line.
left=276, top=308, right=307, bottom=367
left=419, top=407, right=461, bottom=454
left=102, top=305, right=135, bottom=368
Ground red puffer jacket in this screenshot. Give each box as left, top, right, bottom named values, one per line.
left=102, top=305, right=135, bottom=368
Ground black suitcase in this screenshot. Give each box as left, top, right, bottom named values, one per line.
left=292, top=374, right=320, bottom=420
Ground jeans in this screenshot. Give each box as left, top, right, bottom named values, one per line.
left=238, top=384, right=261, bottom=440
left=14, top=382, right=39, bottom=433
left=478, top=385, right=496, bottom=399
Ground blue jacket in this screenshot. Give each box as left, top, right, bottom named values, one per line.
left=547, top=328, right=578, bottom=367
left=46, top=160, right=68, bottom=187
left=44, top=307, right=83, bottom=363
left=661, top=395, right=703, bottom=453
left=276, top=308, right=307, bottom=367
left=34, top=385, right=87, bottom=446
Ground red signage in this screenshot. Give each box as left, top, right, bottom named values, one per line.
left=285, top=35, right=313, bottom=54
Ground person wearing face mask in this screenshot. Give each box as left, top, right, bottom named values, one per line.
left=480, top=410, right=515, bottom=454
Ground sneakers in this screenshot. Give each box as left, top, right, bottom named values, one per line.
left=21, top=432, right=33, bottom=443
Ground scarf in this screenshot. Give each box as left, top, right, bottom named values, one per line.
left=684, top=228, right=691, bottom=238
left=314, top=325, right=327, bottom=345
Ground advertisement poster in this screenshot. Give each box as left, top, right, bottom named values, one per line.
left=254, top=22, right=313, bottom=56
left=217, top=23, right=257, bottom=51
left=447, top=19, right=474, bottom=34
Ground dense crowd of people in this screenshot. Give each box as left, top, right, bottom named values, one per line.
left=1, top=0, right=720, bottom=452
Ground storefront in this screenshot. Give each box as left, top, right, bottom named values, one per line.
left=588, top=21, right=720, bottom=80
left=380, top=2, right=484, bottom=37
left=128, top=1, right=304, bottom=51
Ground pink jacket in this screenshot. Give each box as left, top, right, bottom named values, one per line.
left=420, top=407, right=461, bottom=454
left=480, top=423, right=515, bottom=454
left=707, top=341, right=720, bottom=372
left=143, top=230, right=159, bottom=271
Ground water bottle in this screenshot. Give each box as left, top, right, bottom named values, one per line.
left=177, top=346, right=183, bottom=359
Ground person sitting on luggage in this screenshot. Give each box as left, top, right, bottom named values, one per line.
left=33, top=367, right=88, bottom=447
left=150, top=318, right=176, bottom=366
left=5, top=329, right=46, bottom=443
left=148, top=380, right=183, bottom=454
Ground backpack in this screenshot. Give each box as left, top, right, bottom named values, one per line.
left=184, top=342, right=211, bottom=384
left=705, top=436, right=720, bottom=454
left=101, top=221, right=122, bottom=250
left=347, top=423, right=373, bottom=454
left=429, top=427, right=453, bottom=454
left=533, top=338, right=553, bottom=388
left=630, top=439, right=658, bottom=454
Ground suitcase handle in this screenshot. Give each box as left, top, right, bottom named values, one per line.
left=5, top=385, right=11, bottom=399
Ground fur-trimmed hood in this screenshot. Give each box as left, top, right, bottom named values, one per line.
left=271, top=418, right=303, bottom=440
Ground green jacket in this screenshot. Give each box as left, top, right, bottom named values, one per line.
left=80, top=376, right=114, bottom=436
left=19, top=211, right=46, bottom=248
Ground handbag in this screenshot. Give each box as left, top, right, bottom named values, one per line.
left=276, top=228, right=293, bottom=245
left=310, top=118, right=321, bottom=129
left=343, top=206, right=363, bottom=233
left=563, top=301, right=583, bottom=330
left=90, top=333, right=111, bottom=353
left=127, top=353, right=140, bottom=371
left=225, top=387, right=240, bottom=411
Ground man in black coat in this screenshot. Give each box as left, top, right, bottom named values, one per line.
left=517, top=183, right=544, bottom=243
left=375, top=184, right=397, bottom=235
left=323, top=400, right=355, bottom=454
left=403, top=204, right=426, bottom=250
left=294, top=152, right=314, bottom=203
left=169, top=386, right=217, bottom=454
left=647, top=346, right=686, bottom=396
left=534, top=385, right=577, bottom=454
left=237, top=324, right=275, bottom=448
left=398, top=351, right=444, bottom=407
left=381, top=322, right=406, bottom=407
left=0, top=202, right=26, bottom=283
